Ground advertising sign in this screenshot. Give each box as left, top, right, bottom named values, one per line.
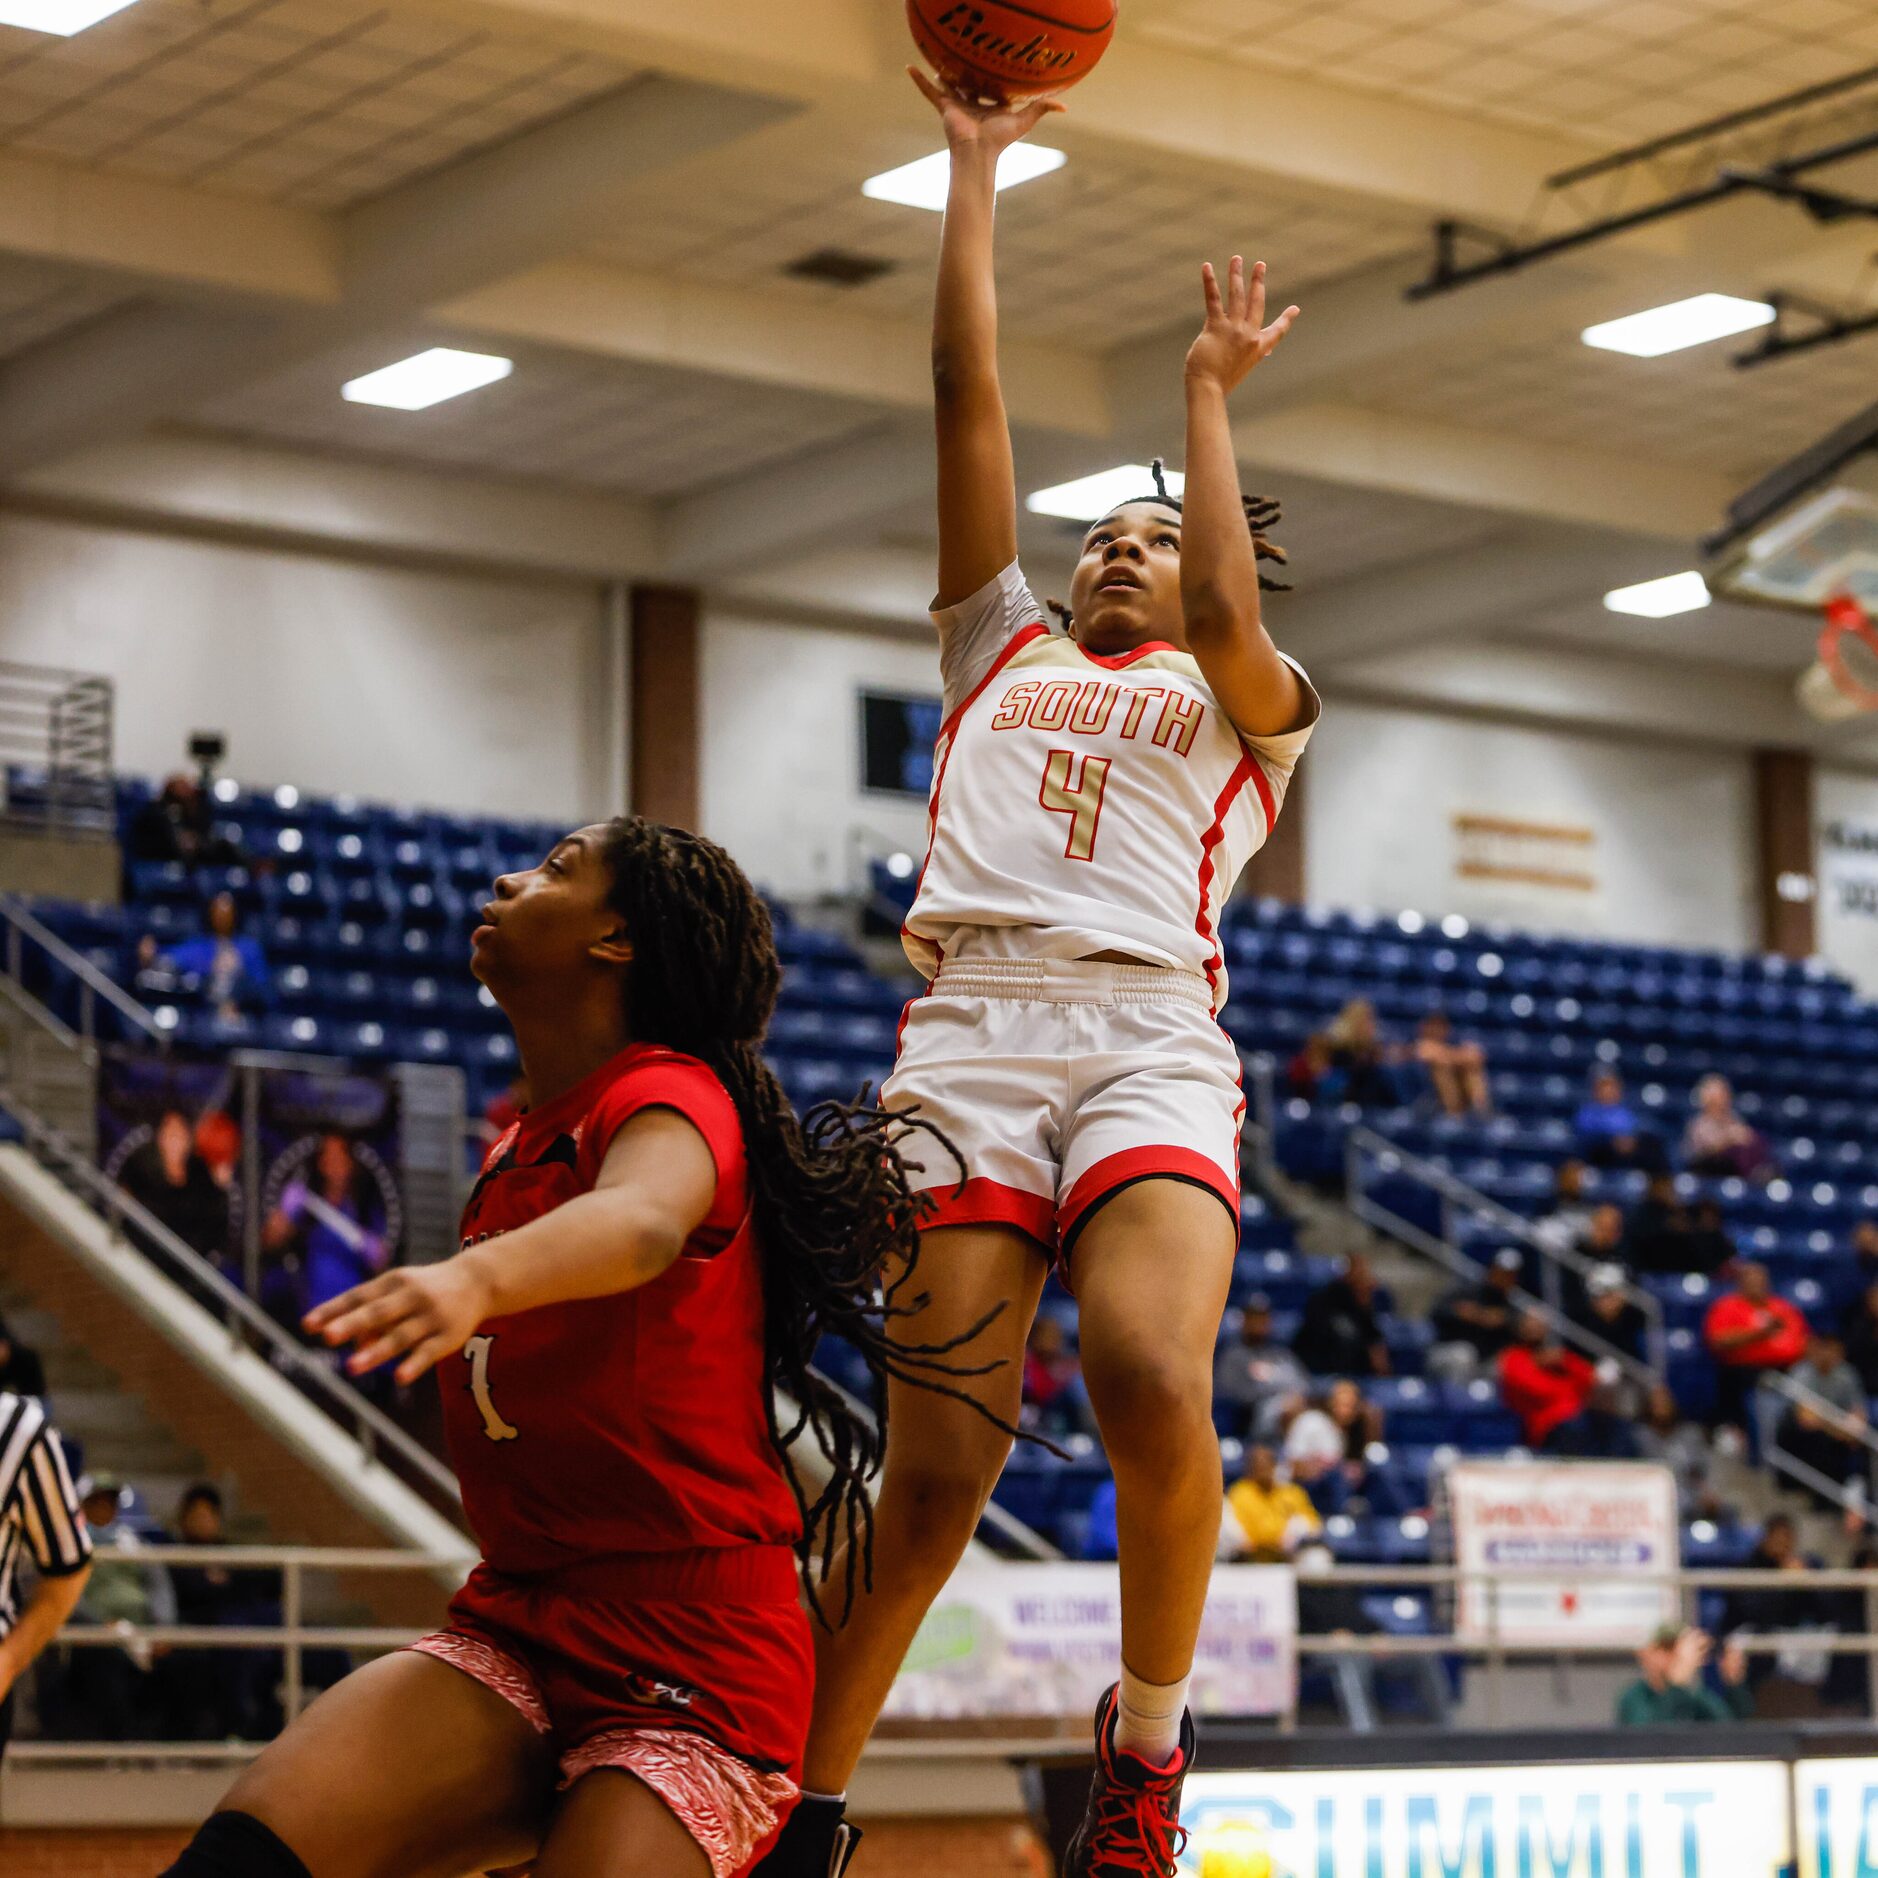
left=1449, top=1460, right=1679, bottom=1645
left=1798, top=1756, right=1878, bottom=1878
left=883, top=1562, right=1295, bottom=1720
left=1180, top=1760, right=1793, bottom=1878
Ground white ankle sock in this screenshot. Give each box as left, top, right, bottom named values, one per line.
left=1113, top=1666, right=1190, bottom=1768
left=800, top=1790, right=846, bottom=1807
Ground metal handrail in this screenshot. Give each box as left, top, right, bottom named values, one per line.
left=0, top=1089, right=463, bottom=1516
left=1759, top=1367, right=1878, bottom=1517
left=0, top=894, right=169, bottom=1048
left=1346, top=1123, right=1668, bottom=1384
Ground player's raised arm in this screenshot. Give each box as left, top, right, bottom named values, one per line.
left=912, top=68, right=1063, bottom=609
left=1180, top=256, right=1312, bottom=740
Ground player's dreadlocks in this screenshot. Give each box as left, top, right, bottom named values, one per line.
left=598, top=816, right=1009, bottom=1627
left=1047, top=457, right=1289, bottom=634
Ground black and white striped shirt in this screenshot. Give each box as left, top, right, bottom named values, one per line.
left=0, top=1392, right=92, bottom=1637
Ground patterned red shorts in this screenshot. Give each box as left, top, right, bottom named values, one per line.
left=409, top=1547, right=812, bottom=1878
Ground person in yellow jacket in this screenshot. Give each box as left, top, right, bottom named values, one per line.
left=1223, top=1443, right=1321, bottom=1562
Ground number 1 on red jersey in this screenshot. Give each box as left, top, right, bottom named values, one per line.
left=1040, top=749, right=1112, bottom=862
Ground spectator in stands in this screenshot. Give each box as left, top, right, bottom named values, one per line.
left=1533, top=1159, right=1596, bottom=1257
left=1624, top=1177, right=1695, bottom=1276
left=1546, top=1362, right=1643, bottom=1460
left=165, top=1483, right=279, bottom=1741
left=1777, top=1332, right=1870, bottom=1524
left=1080, top=1477, right=1118, bottom=1562
left=1574, top=1068, right=1665, bottom=1172
left=0, top=1313, right=46, bottom=1400
left=1841, top=1284, right=1878, bottom=1396
left=1685, top=1198, right=1739, bottom=1280
left=1682, top=1075, right=1776, bottom=1183
left=1293, top=1252, right=1391, bottom=1378
left=1222, top=1444, right=1321, bottom=1563
left=1213, top=1295, right=1309, bottom=1441
left=1499, top=1310, right=1595, bottom=1448
left=1427, top=1248, right=1523, bottom=1383
left=137, top=892, right=271, bottom=1022
left=119, top=1110, right=232, bottom=1265
left=1285, top=1032, right=1333, bottom=1102
left=1722, top=1514, right=1818, bottom=1693
left=1615, top=1624, right=1750, bottom=1725
left=1021, top=1317, right=1092, bottom=1437
left=1704, top=1262, right=1809, bottom=1433
left=1412, top=1010, right=1490, bottom=1117
left=1282, top=1380, right=1379, bottom=1515
left=1853, top=1219, right=1878, bottom=1291
left=1322, top=999, right=1402, bottom=1109
left=1574, top=1262, right=1650, bottom=1365
left=126, top=774, right=237, bottom=870
left=1638, top=1383, right=1727, bottom=1521
left=63, top=1472, right=176, bottom=1740
left=265, top=1132, right=390, bottom=1322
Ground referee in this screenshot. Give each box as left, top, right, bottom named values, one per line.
left=0, top=1389, right=94, bottom=1761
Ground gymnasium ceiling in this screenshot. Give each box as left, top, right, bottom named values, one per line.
left=2, top=0, right=1877, bottom=753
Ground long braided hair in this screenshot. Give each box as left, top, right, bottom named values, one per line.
left=1047, top=457, right=1290, bottom=634
left=597, top=817, right=1005, bottom=1625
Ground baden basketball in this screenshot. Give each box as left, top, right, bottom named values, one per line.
left=908, top=0, right=1117, bottom=101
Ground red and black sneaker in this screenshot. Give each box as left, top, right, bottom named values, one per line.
left=1062, top=1683, right=1196, bottom=1877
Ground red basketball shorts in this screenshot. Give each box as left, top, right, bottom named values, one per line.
left=409, top=1544, right=812, bottom=1878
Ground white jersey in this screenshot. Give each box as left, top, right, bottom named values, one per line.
left=902, top=562, right=1319, bottom=1009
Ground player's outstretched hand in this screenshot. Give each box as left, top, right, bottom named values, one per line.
left=1185, top=257, right=1299, bottom=396
left=908, top=65, right=1064, bottom=153
left=304, top=1257, right=494, bottom=1385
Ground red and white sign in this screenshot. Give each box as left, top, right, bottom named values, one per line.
left=1449, top=1459, right=1679, bottom=1646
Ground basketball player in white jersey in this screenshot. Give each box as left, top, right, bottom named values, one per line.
left=755, top=73, right=1318, bottom=1878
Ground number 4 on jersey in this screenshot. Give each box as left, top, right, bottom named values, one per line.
left=1040, top=749, right=1112, bottom=862
left=464, top=1334, right=519, bottom=1442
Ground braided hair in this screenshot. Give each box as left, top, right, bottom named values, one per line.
left=597, top=817, right=1006, bottom=1626
left=1047, top=457, right=1290, bottom=635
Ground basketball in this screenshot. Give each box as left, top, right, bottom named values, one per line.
left=907, top=0, right=1117, bottom=101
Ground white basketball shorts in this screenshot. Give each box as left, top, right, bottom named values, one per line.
left=881, top=948, right=1245, bottom=1267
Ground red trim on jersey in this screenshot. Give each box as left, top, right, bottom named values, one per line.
left=1057, top=1146, right=1239, bottom=1249
left=1194, top=752, right=1261, bottom=1001
left=1076, top=639, right=1180, bottom=670
left=899, top=621, right=1050, bottom=960
left=916, top=1175, right=1056, bottom=1248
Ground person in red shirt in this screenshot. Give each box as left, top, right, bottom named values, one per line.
left=1705, top=1260, right=1809, bottom=1433
left=159, top=818, right=963, bottom=1878
left=1498, top=1310, right=1597, bottom=1448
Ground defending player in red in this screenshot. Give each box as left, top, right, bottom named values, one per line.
left=158, top=819, right=960, bottom=1878
left=755, top=72, right=1319, bottom=1878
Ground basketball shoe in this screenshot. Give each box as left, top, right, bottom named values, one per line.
left=1062, top=1682, right=1195, bottom=1877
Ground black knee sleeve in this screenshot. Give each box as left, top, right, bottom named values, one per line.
left=160, top=1810, right=313, bottom=1878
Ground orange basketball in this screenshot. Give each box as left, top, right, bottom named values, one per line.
left=908, top=0, right=1117, bottom=101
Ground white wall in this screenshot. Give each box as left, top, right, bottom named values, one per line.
left=1817, top=765, right=1878, bottom=995
left=700, top=608, right=938, bottom=896
left=1304, top=699, right=1758, bottom=952
left=0, top=512, right=612, bottom=822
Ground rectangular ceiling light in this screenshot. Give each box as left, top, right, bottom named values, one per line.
left=1581, top=293, right=1774, bottom=358
left=1027, top=464, right=1186, bottom=523
left=863, top=144, right=1065, bottom=212
left=1603, top=570, right=1711, bottom=618
left=0, top=0, right=141, bottom=30
left=342, top=348, right=513, bottom=411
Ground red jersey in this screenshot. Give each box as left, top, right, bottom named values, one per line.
left=445, top=1043, right=800, bottom=1575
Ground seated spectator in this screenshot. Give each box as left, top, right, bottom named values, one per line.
left=0, top=1311, right=47, bottom=1399
left=1854, top=1219, right=1878, bottom=1292
left=1499, top=1311, right=1595, bottom=1448
left=1427, top=1248, right=1523, bottom=1383
left=1322, top=999, right=1402, bottom=1109
left=1777, top=1332, right=1870, bottom=1524
left=1546, top=1363, right=1643, bottom=1459
left=136, top=892, right=271, bottom=1021
left=1412, top=1010, right=1489, bottom=1117
left=1533, top=1159, right=1596, bottom=1257
left=1282, top=1379, right=1378, bottom=1515
left=1722, top=1514, right=1820, bottom=1694
left=264, top=1131, right=390, bottom=1322
left=1293, top=1252, right=1390, bottom=1378
left=1574, top=1069, right=1666, bottom=1173
left=1080, top=1476, right=1118, bottom=1562
left=1704, top=1261, right=1809, bottom=1432
left=1615, top=1625, right=1750, bottom=1725
left=1624, top=1176, right=1695, bottom=1276
left=1684, top=1199, right=1739, bottom=1280
left=163, top=1482, right=281, bottom=1741
left=1286, top=1033, right=1333, bottom=1102
left=1638, top=1383, right=1727, bottom=1520
left=61, top=1472, right=176, bottom=1741
left=1021, top=1317, right=1092, bottom=1437
left=1841, top=1284, right=1878, bottom=1396
left=1223, top=1444, right=1322, bottom=1562
left=1574, top=1262, right=1649, bottom=1365
left=1682, top=1074, right=1776, bottom=1183
left=1213, top=1294, right=1309, bottom=1441
left=126, top=773, right=240, bottom=869
left=118, top=1109, right=233, bottom=1264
